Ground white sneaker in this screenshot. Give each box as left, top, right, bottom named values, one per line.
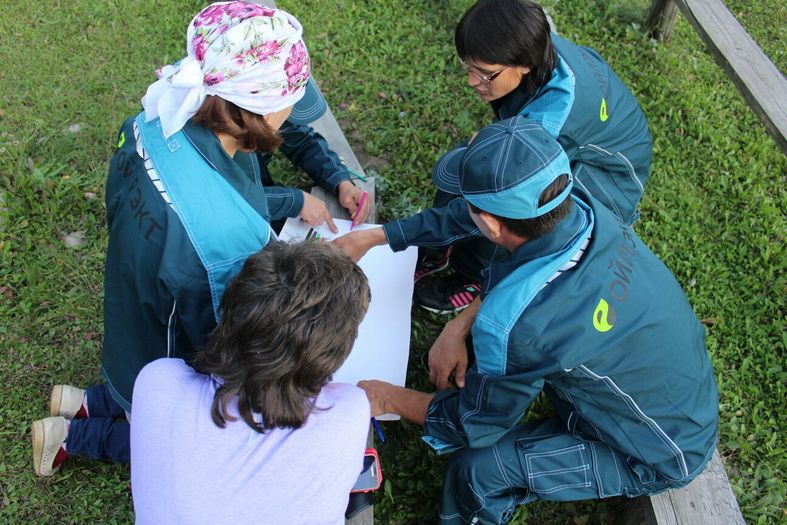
left=31, top=416, right=69, bottom=476
left=50, top=385, right=86, bottom=419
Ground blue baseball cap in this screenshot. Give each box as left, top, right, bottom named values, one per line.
left=432, top=116, right=572, bottom=219
left=288, top=79, right=328, bottom=125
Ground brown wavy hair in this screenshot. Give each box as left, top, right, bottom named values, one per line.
left=193, top=241, right=370, bottom=432
left=191, top=95, right=283, bottom=153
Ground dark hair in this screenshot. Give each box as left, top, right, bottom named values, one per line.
left=455, top=0, right=556, bottom=93
left=469, top=174, right=573, bottom=239
left=193, top=241, right=371, bottom=432
left=191, top=95, right=283, bottom=153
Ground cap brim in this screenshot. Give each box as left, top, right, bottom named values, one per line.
left=431, top=146, right=467, bottom=195
left=288, top=79, right=328, bottom=125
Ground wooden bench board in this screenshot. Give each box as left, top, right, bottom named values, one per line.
left=620, top=450, right=745, bottom=525
left=651, top=0, right=787, bottom=153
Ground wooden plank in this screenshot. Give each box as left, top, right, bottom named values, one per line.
left=622, top=450, right=745, bottom=525
left=646, top=0, right=680, bottom=40
left=310, top=104, right=377, bottom=222
left=673, top=0, right=787, bottom=153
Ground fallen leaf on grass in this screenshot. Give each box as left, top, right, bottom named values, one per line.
left=62, top=231, right=86, bottom=249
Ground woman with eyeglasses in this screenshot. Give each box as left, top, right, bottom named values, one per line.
left=335, top=0, right=652, bottom=316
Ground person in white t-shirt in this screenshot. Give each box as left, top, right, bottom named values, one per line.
left=130, top=241, right=372, bottom=525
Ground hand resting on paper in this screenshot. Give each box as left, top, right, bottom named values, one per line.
left=337, top=181, right=371, bottom=225
left=357, top=380, right=389, bottom=417
left=428, top=297, right=481, bottom=390
left=333, top=227, right=387, bottom=262
left=357, top=380, right=434, bottom=425
left=300, top=192, right=338, bottom=233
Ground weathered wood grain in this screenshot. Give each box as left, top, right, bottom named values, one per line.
left=646, top=0, right=680, bottom=39
left=620, top=450, right=745, bottom=525
left=648, top=0, right=787, bottom=153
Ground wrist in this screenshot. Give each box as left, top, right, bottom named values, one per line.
left=361, top=227, right=387, bottom=248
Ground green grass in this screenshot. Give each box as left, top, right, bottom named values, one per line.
left=1, top=1, right=784, bottom=524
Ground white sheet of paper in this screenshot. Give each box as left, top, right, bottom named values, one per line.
left=279, top=218, right=417, bottom=420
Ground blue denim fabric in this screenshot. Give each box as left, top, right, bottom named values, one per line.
left=65, top=384, right=130, bottom=463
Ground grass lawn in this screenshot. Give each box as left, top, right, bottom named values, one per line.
left=1, top=0, right=784, bottom=523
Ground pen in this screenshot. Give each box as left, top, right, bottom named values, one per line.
left=348, top=168, right=367, bottom=182
left=371, top=417, right=385, bottom=443
left=350, top=190, right=369, bottom=230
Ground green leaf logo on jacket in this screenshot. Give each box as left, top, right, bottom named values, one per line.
left=593, top=298, right=615, bottom=332
left=600, top=98, right=608, bottom=122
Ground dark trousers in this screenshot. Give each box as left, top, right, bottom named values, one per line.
left=66, top=384, right=130, bottom=463
left=439, top=418, right=678, bottom=525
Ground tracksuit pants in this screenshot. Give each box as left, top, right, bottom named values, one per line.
left=439, top=418, right=681, bottom=525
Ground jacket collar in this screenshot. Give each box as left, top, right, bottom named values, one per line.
left=181, top=120, right=269, bottom=219
left=481, top=201, right=586, bottom=295
left=491, top=81, right=539, bottom=121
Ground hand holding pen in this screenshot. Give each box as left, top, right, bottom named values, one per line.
left=350, top=190, right=369, bottom=230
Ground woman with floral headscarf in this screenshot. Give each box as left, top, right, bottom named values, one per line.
left=31, top=2, right=368, bottom=477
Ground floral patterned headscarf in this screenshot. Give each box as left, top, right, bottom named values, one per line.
left=142, top=2, right=311, bottom=138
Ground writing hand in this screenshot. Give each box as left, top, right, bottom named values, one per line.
left=300, top=192, right=338, bottom=233
left=338, top=181, right=371, bottom=225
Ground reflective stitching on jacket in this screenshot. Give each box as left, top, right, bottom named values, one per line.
left=581, top=143, right=644, bottom=193
left=576, top=365, right=689, bottom=477
left=459, top=374, right=490, bottom=424
left=166, top=300, right=177, bottom=358
left=577, top=163, right=622, bottom=219
left=133, top=120, right=174, bottom=210
left=424, top=416, right=462, bottom=434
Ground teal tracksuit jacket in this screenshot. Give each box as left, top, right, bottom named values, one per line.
left=382, top=34, right=652, bottom=254
left=101, top=115, right=352, bottom=410
left=424, top=193, right=718, bottom=522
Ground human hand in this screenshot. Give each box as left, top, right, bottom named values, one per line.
left=337, top=181, right=371, bottom=225
left=428, top=319, right=470, bottom=390
left=333, top=228, right=386, bottom=262
left=300, top=192, right=338, bottom=233
left=357, top=380, right=393, bottom=417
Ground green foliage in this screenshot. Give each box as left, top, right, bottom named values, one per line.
left=1, top=0, right=784, bottom=524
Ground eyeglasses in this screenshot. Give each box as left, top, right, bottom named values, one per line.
left=459, top=60, right=508, bottom=85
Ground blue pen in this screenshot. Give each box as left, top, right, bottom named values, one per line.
left=371, top=417, right=385, bottom=443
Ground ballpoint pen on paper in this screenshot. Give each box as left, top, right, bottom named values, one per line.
left=350, top=190, right=369, bottom=230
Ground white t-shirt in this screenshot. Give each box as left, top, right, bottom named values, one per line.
left=131, top=358, right=370, bottom=525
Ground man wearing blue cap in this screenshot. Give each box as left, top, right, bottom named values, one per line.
left=358, top=116, right=718, bottom=524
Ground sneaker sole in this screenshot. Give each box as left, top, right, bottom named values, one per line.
left=31, top=420, right=49, bottom=476
left=419, top=302, right=470, bottom=315
left=413, top=262, right=450, bottom=283
left=49, top=385, right=64, bottom=417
